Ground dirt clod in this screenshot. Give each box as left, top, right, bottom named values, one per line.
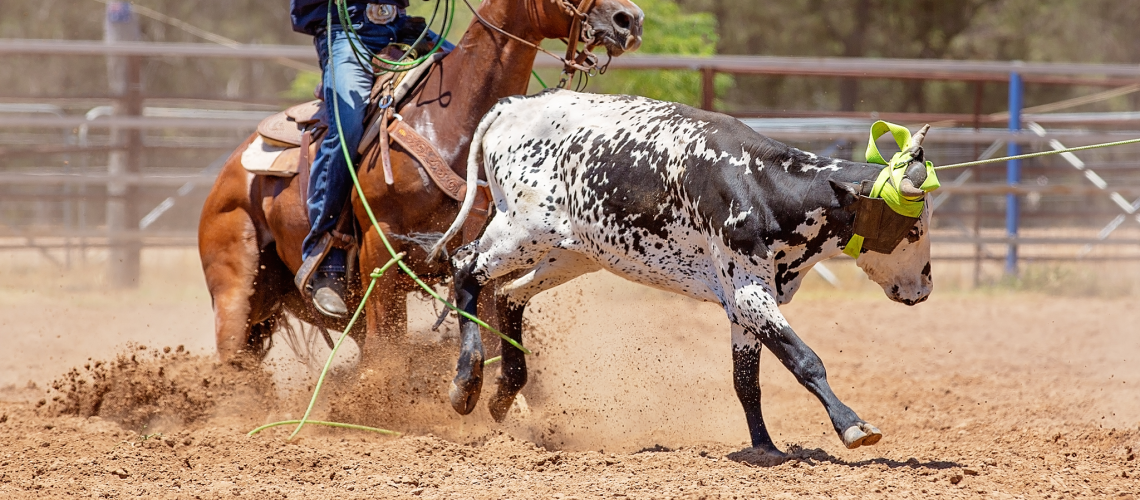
left=44, top=344, right=273, bottom=431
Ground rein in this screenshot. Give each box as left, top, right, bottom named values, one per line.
left=460, top=0, right=601, bottom=88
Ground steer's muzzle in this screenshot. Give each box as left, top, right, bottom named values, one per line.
left=588, top=0, right=644, bottom=55
left=886, top=280, right=932, bottom=306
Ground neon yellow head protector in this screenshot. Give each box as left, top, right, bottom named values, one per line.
left=842, top=121, right=941, bottom=258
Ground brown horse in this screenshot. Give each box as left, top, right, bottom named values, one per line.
left=198, top=0, right=643, bottom=371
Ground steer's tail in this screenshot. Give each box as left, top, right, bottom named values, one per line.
left=428, top=105, right=499, bottom=261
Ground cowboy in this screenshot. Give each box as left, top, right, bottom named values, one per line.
left=291, top=0, right=432, bottom=317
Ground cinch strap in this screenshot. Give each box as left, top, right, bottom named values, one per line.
left=843, top=121, right=941, bottom=258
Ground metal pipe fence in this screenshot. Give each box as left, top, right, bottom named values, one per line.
left=3, top=38, right=1140, bottom=286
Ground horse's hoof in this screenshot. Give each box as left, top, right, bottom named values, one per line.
left=842, top=422, right=883, bottom=449
left=448, top=378, right=481, bottom=415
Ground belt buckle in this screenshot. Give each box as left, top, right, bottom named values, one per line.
left=366, top=4, right=399, bottom=25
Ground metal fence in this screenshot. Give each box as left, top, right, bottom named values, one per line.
left=3, top=38, right=1140, bottom=286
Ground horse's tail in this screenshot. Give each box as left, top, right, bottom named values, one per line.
left=428, top=103, right=500, bottom=261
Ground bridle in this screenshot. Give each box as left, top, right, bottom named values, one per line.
left=461, top=0, right=604, bottom=89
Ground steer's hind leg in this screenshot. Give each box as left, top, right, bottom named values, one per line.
left=487, top=250, right=601, bottom=422
left=731, top=323, right=783, bottom=456
left=734, top=284, right=881, bottom=450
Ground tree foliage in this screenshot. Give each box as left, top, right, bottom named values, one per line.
left=587, top=0, right=728, bottom=106
left=677, top=0, right=1140, bottom=115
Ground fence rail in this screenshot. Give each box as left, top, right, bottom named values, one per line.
left=7, top=39, right=1140, bottom=80
left=4, top=38, right=1140, bottom=284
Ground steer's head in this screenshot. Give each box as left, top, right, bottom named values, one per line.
left=831, top=129, right=934, bottom=306
left=856, top=200, right=932, bottom=306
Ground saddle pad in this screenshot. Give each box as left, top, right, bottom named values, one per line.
left=241, top=136, right=298, bottom=177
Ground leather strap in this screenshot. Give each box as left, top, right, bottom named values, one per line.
left=298, top=129, right=314, bottom=223
left=388, top=119, right=469, bottom=202
left=386, top=119, right=493, bottom=239
left=559, top=0, right=598, bottom=86
left=379, top=107, right=394, bottom=185
left=376, top=81, right=396, bottom=186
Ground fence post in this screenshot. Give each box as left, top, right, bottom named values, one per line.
left=701, top=67, right=716, bottom=111
left=1005, top=68, right=1023, bottom=275
left=105, top=1, right=142, bottom=288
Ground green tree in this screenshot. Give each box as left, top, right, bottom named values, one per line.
left=587, top=0, right=728, bottom=106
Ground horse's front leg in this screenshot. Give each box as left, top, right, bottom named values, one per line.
left=356, top=230, right=410, bottom=368
left=734, top=284, right=881, bottom=451
left=359, top=271, right=409, bottom=366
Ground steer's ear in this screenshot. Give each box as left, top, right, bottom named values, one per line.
left=829, top=179, right=859, bottom=208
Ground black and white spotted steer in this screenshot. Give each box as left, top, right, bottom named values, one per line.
left=433, top=88, right=934, bottom=456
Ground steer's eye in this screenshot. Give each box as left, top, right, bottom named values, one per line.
left=906, top=226, right=921, bottom=243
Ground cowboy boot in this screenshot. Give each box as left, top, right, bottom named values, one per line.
left=296, top=238, right=349, bottom=319
left=310, top=269, right=348, bottom=318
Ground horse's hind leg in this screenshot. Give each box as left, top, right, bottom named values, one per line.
left=487, top=250, right=601, bottom=422
left=200, top=204, right=264, bottom=365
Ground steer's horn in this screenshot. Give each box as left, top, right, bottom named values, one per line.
left=899, top=177, right=926, bottom=198
left=909, top=124, right=931, bottom=149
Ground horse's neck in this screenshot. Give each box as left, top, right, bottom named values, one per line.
left=402, top=0, right=542, bottom=170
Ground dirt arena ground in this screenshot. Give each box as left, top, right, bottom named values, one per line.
left=0, top=251, right=1138, bottom=499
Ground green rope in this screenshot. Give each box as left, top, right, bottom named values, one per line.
left=336, top=0, right=456, bottom=71
left=935, top=137, right=1140, bottom=170
left=287, top=255, right=404, bottom=440
left=326, top=1, right=531, bottom=355
left=249, top=420, right=401, bottom=437
left=531, top=70, right=548, bottom=89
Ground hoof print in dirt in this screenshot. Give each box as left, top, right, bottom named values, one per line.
left=727, top=447, right=790, bottom=467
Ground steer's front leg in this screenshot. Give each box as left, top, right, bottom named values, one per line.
left=734, top=284, right=882, bottom=450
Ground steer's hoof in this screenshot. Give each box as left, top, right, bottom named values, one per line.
left=487, top=392, right=514, bottom=423
left=842, top=422, right=883, bottom=449
left=448, top=378, right=482, bottom=415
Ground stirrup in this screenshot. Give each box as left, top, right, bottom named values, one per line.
left=295, top=233, right=335, bottom=301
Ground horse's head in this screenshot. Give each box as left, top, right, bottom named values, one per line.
left=583, top=0, right=643, bottom=55
left=533, top=0, right=644, bottom=56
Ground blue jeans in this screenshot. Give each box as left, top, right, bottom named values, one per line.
left=302, top=22, right=400, bottom=272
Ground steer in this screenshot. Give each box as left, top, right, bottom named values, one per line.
left=433, top=89, right=935, bottom=457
